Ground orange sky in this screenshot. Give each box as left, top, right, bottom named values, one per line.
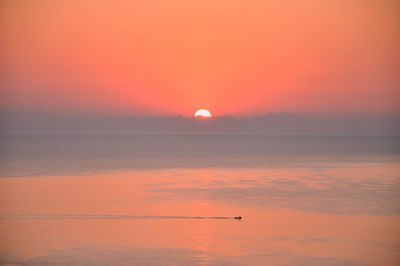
left=1, top=0, right=399, bottom=116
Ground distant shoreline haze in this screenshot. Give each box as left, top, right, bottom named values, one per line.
left=1, top=111, right=399, bottom=135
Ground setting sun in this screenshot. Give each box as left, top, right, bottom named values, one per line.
left=194, top=109, right=212, bottom=118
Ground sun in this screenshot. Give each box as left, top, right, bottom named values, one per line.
left=194, top=109, right=212, bottom=118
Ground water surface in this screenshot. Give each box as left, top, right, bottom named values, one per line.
left=0, top=132, right=399, bottom=265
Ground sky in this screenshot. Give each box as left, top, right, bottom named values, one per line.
left=1, top=0, right=399, bottom=117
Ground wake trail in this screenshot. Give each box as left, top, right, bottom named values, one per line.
left=0, top=214, right=242, bottom=220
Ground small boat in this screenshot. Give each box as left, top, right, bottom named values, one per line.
left=234, top=216, right=242, bottom=220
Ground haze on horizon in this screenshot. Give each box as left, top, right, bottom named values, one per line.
left=1, top=0, right=399, bottom=117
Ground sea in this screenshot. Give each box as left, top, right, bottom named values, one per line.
left=0, top=131, right=399, bottom=265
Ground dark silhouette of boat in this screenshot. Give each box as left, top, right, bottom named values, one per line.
left=234, top=216, right=242, bottom=220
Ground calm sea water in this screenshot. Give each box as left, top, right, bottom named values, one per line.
left=0, top=131, right=399, bottom=265
left=1, top=131, right=399, bottom=177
